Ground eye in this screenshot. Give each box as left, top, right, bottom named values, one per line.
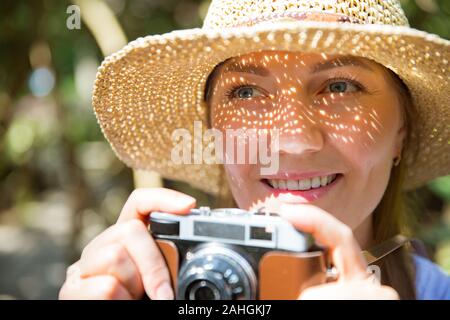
left=324, top=80, right=361, bottom=94
left=230, top=86, right=264, bottom=100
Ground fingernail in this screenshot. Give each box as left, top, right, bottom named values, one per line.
left=156, top=282, right=174, bottom=300
left=180, top=196, right=196, bottom=207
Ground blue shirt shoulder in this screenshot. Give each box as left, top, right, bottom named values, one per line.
left=414, top=254, right=450, bottom=300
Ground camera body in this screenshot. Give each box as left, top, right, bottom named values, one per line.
left=149, top=207, right=328, bottom=300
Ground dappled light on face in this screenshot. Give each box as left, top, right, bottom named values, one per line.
left=210, top=50, right=391, bottom=151
left=207, top=50, right=404, bottom=210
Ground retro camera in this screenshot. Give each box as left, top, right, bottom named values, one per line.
left=149, top=207, right=328, bottom=300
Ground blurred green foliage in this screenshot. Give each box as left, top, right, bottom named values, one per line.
left=0, top=0, right=449, bottom=299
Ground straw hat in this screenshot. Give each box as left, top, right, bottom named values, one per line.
left=92, top=0, right=449, bottom=196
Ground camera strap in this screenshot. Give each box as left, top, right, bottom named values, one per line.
left=361, top=234, right=410, bottom=265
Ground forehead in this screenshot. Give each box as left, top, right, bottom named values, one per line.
left=218, top=51, right=379, bottom=75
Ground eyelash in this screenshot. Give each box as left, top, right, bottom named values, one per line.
left=321, top=74, right=366, bottom=94
left=224, top=74, right=367, bottom=100
left=224, top=82, right=265, bottom=100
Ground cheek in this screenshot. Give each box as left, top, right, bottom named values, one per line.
left=211, top=95, right=279, bottom=131
left=324, top=96, right=401, bottom=171
left=326, top=100, right=401, bottom=225
left=224, top=164, right=249, bottom=187
left=211, top=96, right=249, bottom=130
left=223, top=164, right=255, bottom=208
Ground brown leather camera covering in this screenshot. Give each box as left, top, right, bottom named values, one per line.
left=156, top=239, right=327, bottom=300
left=258, top=251, right=327, bottom=299
left=155, top=239, right=179, bottom=288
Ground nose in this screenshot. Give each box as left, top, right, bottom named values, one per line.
left=272, top=96, right=325, bottom=156
left=274, top=126, right=324, bottom=156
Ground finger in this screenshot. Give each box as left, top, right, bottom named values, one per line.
left=78, top=243, right=144, bottom=299
left=280, top=203, right=367, bottom=281
left=118, top=220, right=175, bottom=299
left=298, top=282, right=399, bottom=300
left=81, top=187, right=196, bottom=256
left=66, top=261, right=81, bottom=278
left=117, top=188, right=196, bottom=224
left=59, top=275, right=133, bottom=300
left=81, top=219, right=174, bottom=300
left=299, top=282, right=351, bottom=300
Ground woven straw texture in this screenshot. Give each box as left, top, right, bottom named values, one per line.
left=92, top=0, right=450, bottom=195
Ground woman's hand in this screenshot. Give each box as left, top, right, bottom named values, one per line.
left=59, top=188, right=196, bottom=300
left=279, top=204, right=399, bottom=300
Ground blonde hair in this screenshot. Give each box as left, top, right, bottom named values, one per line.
left=368, top=68, right=421, bottom=300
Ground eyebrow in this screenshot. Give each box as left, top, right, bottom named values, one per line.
left=221, top=56, right=374, bottom=77
left=222, top=63, right=271, bottom=77
left=310, top=56, right=375, bottom=73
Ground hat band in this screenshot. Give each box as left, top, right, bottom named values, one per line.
left=226, top=11, right=363, bottom=28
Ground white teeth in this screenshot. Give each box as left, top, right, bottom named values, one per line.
left=270, top=179, right=279, bottom=188
left=266, top=174, right=338, bottom=191
left=287, top=179, right=298, bottom=190
left=311, top=177, right=321, bottom=188
left=298, top=179, right=311, bottom=190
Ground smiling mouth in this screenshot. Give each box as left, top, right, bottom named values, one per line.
left=261, top=173, right=341, bottom=191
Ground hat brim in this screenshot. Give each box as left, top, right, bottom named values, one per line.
left=93, top=21, right=450, bottom=195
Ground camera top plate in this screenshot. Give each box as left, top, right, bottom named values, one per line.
left=149, top=207, right=312, bottom=252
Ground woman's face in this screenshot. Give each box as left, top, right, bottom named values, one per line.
left=209, top=51, right=406, bottom=242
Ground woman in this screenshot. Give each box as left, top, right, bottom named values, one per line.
left=59, top=0, right=450, bottom=299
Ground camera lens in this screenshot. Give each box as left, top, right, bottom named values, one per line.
left=187, top=280, right=220, bottom=300
left=177, top=243, right=257, bottom=300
